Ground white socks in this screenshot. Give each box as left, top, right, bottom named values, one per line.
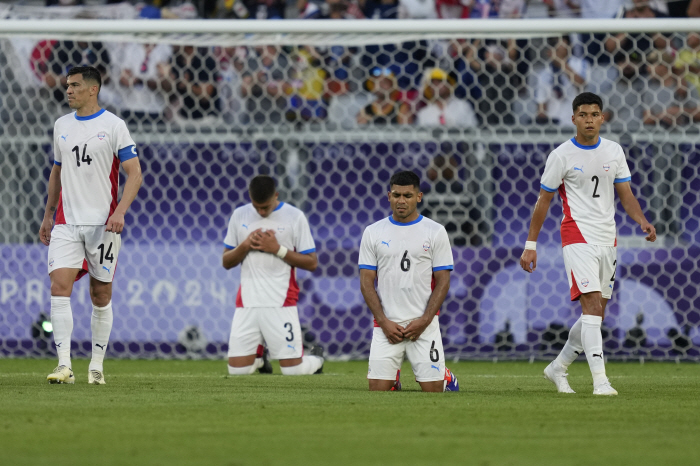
left=581, top=315, right=607, bottom=385
left=554, top=317, right=584, bottom=370
left=50, top=296, right=73, bottom=368
left=280, top=355, right=323, bottom=376
left=228, top=358, right=263, bottom=375
left=89, top=301, right=113, bottom=372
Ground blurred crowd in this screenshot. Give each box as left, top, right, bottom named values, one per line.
left=11, top=0, right=700, bottom=130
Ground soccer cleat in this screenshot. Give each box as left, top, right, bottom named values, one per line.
left=309, top=345, right=325, bottom=374
left=593, top=379, right=618, bottom=396
left=390, top=369, right=402, bottom=391
left=443, top=367, right=459, bottom=392
left=543, top=362, right=575, bottom=394
left=88, top=370, right=106, bottom=385
left=257, top=346, right=273, bottom=374
left=47, top=365, right=75, bottom=384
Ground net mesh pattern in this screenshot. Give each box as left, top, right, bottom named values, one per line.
left=1, top=24, right=699, bottom=361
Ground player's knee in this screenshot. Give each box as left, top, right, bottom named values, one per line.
left=228, top=364, right=257, bottom=375
left=90, top=284, right=112, bottom=307
left=50, top=280, right=72, bottom=297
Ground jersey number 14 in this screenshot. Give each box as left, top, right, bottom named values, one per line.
left=72, top=144, right=92, bottom=167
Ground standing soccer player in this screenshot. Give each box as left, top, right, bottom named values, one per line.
left=222, top=175, right=324, bottom=375
left=520, top=92, right=656, bottom=395
left=39, top=65, right=142, bottom=384
left=359, top=171, right=459, bottom=392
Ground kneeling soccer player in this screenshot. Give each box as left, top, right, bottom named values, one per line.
left=359, top=171, right=458, bottom=392
left=222, top=175, right=324, bottom=375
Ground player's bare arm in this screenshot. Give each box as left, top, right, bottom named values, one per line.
left=106, top=157, right=142, bottom=234
left=359, top=268, right=404, bottom=344
left=402, top=269, right=450, bottom=342
left=39, top=163, right=62, bottom=246
left=222, top=228, right=263, bottom=269
left=520, top=189, right=556, bottom=273
left=250, top=230, right=318, bottom=271
left=615, top=181, right=657, bottom=242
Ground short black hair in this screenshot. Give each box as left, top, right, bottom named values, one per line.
left=389, top=171, right=421, bottom=190
left=572, top=92, right=603, bottom=113
left=249, top=175, right=277, bottom=203
left=66, top=65, right=102, bottom=91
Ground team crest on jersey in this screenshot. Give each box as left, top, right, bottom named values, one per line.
left=97, top=131, right=106, bottom=140
left=581, top=278, right=589, bottom=288
left=603, top=163, right=610, bottom=172
left=49, top=258, right=54, bottom=267
left=422, top=241, right=430, bottom=251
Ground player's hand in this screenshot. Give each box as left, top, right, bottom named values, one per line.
left=520, top=250, right=537, bottom=273
left=39, top=217, right=53, bottom=246
left=242, top=228, right=263, bottom=248
left=106, top=212, right=125, bottom=234
left=402, top=317, right=430, bottom=342
left=641, top=222, right=657, bottom=242
left=379, top=319, right=405, bottom=345
left=250, top=230, right=280, bottom=254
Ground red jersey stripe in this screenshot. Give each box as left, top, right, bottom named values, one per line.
left=559, top=183, right=587, bottom=247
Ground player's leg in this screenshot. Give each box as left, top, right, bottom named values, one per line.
left=368, top=325, right=405, bottom=391
left=46, top=225, right=83, bottom=384
left=227, top=308, right=265, bottom=375
left=84, top=227, right=121, bottom=384
left=406, top=317, right=453, bottom=393
left=261, top=307, right=323, bottom=375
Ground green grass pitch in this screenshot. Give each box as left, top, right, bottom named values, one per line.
left=1, top=359, right=698, bottom=466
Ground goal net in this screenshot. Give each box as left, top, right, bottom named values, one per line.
left=1, top=10, right=699, bottom=361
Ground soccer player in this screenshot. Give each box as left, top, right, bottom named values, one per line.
left=222, top=175, right=324, bottom=376
left=39, top=65, right=142, bottom=384
left=359, top=171, right=459, bottom=392
left=520, top=92, right=656, bottom=396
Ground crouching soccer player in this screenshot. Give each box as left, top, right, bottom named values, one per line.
left=359, top=171, right=458, bottom=392
left=222, top=175, right=324, bottom=375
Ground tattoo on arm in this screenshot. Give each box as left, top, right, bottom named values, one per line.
left=50, top=207, right=56, bottom=212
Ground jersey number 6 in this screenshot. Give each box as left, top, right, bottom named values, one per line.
left=400, top=250, right=411, bottom=272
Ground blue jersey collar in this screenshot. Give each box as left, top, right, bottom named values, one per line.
left=75, top=108, right=106, bottom=121
left=388, top=215, right=423, bottom=226
left=570, top=136, right=601, bottom=150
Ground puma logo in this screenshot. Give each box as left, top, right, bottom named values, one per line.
left=381, top=240, right=391, bottom=248
left=574, top=351, right=580, bottom=356
left=573, top=165, right=584, bottom=174
left=95, top=343, right=106, bottom=350
left=60, top=135, right=67, bottom=141
left=593, top=353, right=603, bottom=359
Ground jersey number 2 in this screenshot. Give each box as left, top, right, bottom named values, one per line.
left=591, top=176, right=601, bottom=198
left=72, top=144, right=92, bottom=167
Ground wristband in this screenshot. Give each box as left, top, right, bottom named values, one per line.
left=524, top=241, right=537, bottom=251
left=276, top=245, right=288, bottom=259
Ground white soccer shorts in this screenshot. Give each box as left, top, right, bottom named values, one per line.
left=227, top=306, right=304, bottom=360
left=368, top=316, right=445, bottom=383
left=47, top=224, right=121, bottom=283
left=563, top=243, right=617, bottom=301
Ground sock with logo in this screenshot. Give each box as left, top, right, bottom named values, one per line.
left=89, top=301, right=113, bottom=372
left=280, top=356, right=323, bottom=376
left=553, top=316, right=583, bottom=370
left=228, top=358, right=263, bottom=375
left=50, top=296, right=73, bottom=368
left=581, top=315, right=607, bottom=385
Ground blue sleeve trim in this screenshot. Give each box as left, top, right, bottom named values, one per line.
left=223, top=242, right=235, bottom=250
left=359, top=265, right=378, bottom=270
left=117, top=145, right=138, bottom=162
left=53, top=161, right=61, bottom=166
left=540, top=183, right=557, bottom=193
left=614, top=177, right=631, bottom=183
left=433, top=265, right=454, bottom=272
left=299, top=248, right=316, bottom=255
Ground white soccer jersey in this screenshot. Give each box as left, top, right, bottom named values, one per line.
left=540, top=137, right=632, bottom=247
left=53, top=109, right=137, bottom=225
left=358, top=215, right=454, bottom=323
left=223, top=202, right=316, bottom=308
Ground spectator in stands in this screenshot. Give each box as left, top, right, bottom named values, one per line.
left=416, top=68, right=477, bottom=128
left=642, top=50, right=700, bottom=127
left=288, top=47, right=329, bottom=121
left=224, top=0, right=287, bottom=19
left=435, top=0, right=470, bottom=18
left=240, top=45, right=293, bottom=125
left=327, top=74, right=374, bottom=128
left=543, top=0, right=580, bottom=18
left=605, top=0, right=669, bottom=58
left=169, top=45, right=220, bottom=121
left=362, top=0, right=399, bottom=18
left=357, top=67, right=411, bottom=125
left=674, top=33, right=700, bottom=97
left=398, top=0, right=437, bottom=18
left=595, top=52, right=646, bottom=131
left=470, top=0, right=526, bottom=18
left=298, top=0, right=323, bottom=18
left=534, top=35, right=589, bottom=126
left=690, top=0, right=700, bottom=16
left=111, top=43, right=172, bottom=125
left=461, top=38, right=520, bottom=125
left=579, top=0, right=627, bottom=18
left=325, top=0, right=366, bottom=18
left=216, top=46, right=249, bottom=125
left=36, top=40, right=111, bottom=106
